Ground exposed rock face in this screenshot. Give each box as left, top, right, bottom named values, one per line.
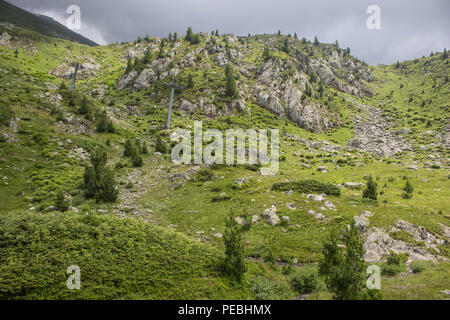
left=49, top=58, right=100, bottom=79
left=133, top=68, right=156, bottom=90
left=114, top=34, right=375, bottom=133
left=364, top=227, right=436, bottom=263
left=394, top=220, right=445, bottom=249
left=255, top=90, right=284, bottom=117
left=180, top=100, right=197, bottom=114
left=117, top=70, right=138, bottom=90
left=354, top=210, right=374, bottom=233
left=288, top=100, right=332, bottom=133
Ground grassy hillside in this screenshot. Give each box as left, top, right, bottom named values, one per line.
left=0, top=210, right=253, bottom=299
left=0, top=24, right=449, bottom=300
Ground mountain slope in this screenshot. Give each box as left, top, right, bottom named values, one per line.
left=0, top=24, right=449, bottom=300
left=0, top=0, right=98, bottom=46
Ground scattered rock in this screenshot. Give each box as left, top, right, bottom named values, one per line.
left=307, top=209, right=325, bottom=220
left=285, top=203, right=297, bottom=210
left=343, top=182, right=365, bottom=189
left=262, top=205, right=280, bottom=226
left=307, top=194, right=326, bottom=202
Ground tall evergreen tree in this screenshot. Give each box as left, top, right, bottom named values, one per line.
left=282, top=37, right=290, bottom=54
left=262, top=45, right=271, bottom=61
left=319, top=222, right=380, bottom=300
left=186, top=26, right=193, bottom=41
left=402, top=180, right=414, bottom=199
left=126, top=58, right=132, bottom=73
left=187, top=73, right=194, bottom=88
left=314, top=36, right=319, bottom=45
left=84, top=148, right=118, bottom=203
left=222, top=211, right=247, bottom=282
left=363, top=175, right=378, bottom=200
left=225, top=64, right=238, bottom=98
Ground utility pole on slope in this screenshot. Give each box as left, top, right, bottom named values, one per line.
left=70, top=62, right=79, bottom=91
left=164, top=83, right=184, bottom=130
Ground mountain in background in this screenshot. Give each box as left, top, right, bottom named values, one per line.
left=0, top=0, right=98, bottom=46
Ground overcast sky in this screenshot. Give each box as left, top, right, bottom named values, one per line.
left=7, top=0, right=450, bottom=65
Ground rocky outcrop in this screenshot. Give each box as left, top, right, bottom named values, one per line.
left=364, top=227, right=437, bottom=263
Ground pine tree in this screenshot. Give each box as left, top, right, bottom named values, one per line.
left=126, top=58, right=132, bottom=73
left=155, top=134, right=167, bottom=154
left=402, top=180, right=414, bottom=199
left=294, top=32, right=298, bottom=39
left=130, top=147, right=143, bottom=167
left=186, top=26, right=193, bottom=42
left=173, top=32, right=178, bottom=42
left=55, top=190, right=69, bottom=212
left=143, top=49, right=152, bottom=64
left=319, top=222, right=380, bottom=300
left=168, top=33, right=172, bottom=42
left=443, top=48, right=448, bottom=59
left=190, top=34, right=201, bottom=45
left=363, top=175, right=378, bottom=200
left=282, top=37, right=290, bottom=54
left=141, top=141, right=148, bottom=155
left=222, top=211, right=247, bottom=282
left=78, top=96, right=90, bottom=115
left=84, top=147, right=118, bottom=203
left=262, top=45, right=271, bottom=61
left=314, top=36, right=319, bottom=45
left=305, top=83, right=312, bottom=97
left=123, top=139, right=134, bottom=157
left=215, top=29, right=219, bottom=37
left=225, top=64, right=238, bottom=98
left=158, top=41, right=165, bottom=58
left=187, top=73, right=194, bottom=88
left=96, top=110, right=114, bottom=133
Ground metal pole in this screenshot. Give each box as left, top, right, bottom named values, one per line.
left=70, top=63, right=79, bottom=91
left=166, top=87, right=175, bottom=130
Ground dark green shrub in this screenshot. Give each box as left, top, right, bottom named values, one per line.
left=83, top=148, right=118, bottom=203
left=272, top=179, right=340, bottom=196
left=0, top=104, right=14, bottom=126
left=195, top=169, right=214, bottom=182
left=155, top=134, right=168, bottom=154
left=55, top=191, right=69, bottom=212
left=402, top=180, right=413, bottom=199
left=290, top=269, right=318, bottom=294
left=363, top=175, right=378, bottom=200
left=96, top=110, right=115, bottom=133
left=411, top=261, right=427, bottom=273
left=123, top=139, right=134, bottom=157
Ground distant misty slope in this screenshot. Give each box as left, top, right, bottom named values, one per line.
left=0, top=0, right=98, bottom=46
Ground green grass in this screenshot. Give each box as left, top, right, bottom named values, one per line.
left=0, top=210, right=253, bottom=299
